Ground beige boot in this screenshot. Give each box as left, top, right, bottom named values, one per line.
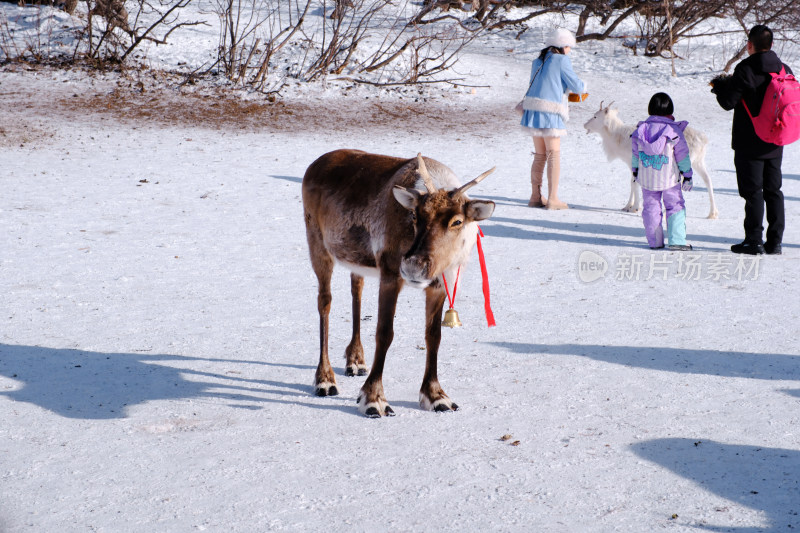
left=545, top=149, right=568, bottom=210
left=528, top=153, right=548, bottom=207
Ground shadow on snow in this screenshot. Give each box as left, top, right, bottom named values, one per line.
left=632, top=438, right=800, bottom=531
left=269, top=174, right=303, bottom=184
left=491, top=342, right=800, bottom=385
left=483, top=215, right=797, bottom=250
left=492, top=342, right=800, bottom=528
left=0, top=343, right=361, bottom=419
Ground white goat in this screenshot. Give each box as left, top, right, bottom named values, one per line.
left=584, top=102, right=718, bottom=219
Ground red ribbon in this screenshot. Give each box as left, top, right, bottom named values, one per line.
left=476, top=226, right=495, bottom=327
left=441, top=226, right=495, bottom=328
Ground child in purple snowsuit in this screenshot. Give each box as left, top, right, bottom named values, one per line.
left=631, top=92, right=694, bottom=250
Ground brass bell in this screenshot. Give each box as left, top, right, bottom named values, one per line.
left=442, top=308, right=462, bottom=328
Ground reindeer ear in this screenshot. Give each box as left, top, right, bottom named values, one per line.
left=393, top=185, right=420, bottom=210
left=466, top=199, right=495, bottom=221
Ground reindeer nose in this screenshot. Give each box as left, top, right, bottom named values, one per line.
left=400, top=258, right=432, bottom=287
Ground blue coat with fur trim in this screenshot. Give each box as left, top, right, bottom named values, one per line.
left=520, top=52, right=586, bottom=136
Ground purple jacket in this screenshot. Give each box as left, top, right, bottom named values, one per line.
left=631, top=115, right=693, bottom=192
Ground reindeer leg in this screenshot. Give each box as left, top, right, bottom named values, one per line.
left=305, top=216, right=338, bottom=397
left=695, top=158, right=719, bottom=219
left=623, top=175, right=638, bottom=212
left=345, top=273, right=367, bottom=376
left=419, top=284, right=458, bottom=412
left=357, top=275, right=402, bottom=418
left=634, top=181, right=642, bottom=212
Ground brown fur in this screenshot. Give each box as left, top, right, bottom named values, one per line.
left=302, top=149, right=495, bottom=417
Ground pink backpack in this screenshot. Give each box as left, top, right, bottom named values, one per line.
left=743, top=67, right=800, bottom=146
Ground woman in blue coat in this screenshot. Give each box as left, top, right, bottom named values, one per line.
left=521, top=28, right=586, bottom=209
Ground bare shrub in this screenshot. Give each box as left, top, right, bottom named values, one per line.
left=82, top=0, right=206, bottom=63
left=211, top=0, right=488, bottom=92
left=423, top=0, right=799, bottom=71
left=722, top=0, right=800, bottom=70
left=0, top=4, right=77, bottom=62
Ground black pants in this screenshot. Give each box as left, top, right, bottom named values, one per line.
left=734, top=154, right=785, bottom=245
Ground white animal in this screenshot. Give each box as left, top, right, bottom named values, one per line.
left=584, top=102, right=718, bottom=219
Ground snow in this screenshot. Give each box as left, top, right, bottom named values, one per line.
left=1, top=4, right=800, bottom=532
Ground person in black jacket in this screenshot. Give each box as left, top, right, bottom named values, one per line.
left=713, top=25, right=792, bottom=255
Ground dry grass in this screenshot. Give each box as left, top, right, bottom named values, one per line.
left=65, top=87, right=471, bottom=134
left=0, top=64, right=505, bottom=147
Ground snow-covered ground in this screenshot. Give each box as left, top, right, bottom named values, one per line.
left=1, top=4, right=799, bottom=532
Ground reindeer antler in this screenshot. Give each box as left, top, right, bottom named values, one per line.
left=416, top=153, right=437, bottom=194
left=453, top=166, right=496, bottom=198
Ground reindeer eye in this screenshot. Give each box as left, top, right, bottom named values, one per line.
left=449, top=217, right=463, bottom=229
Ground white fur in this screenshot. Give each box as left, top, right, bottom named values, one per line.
left=523, top=96, right=569, bottom=121
left=419, top=392, right=456, bottom=412
left=583, top=104, right=719, bottom=219
left=520, top=126, right=566, bottom=137
left=414, top=165, right=460, bottom=192
left=314, top=380, right=337, bottom=394
left=370, top=234, right=384, bottom=258
left=357, top=393, right=393, bottom=417
left=347, top=362, right=367, bottom=373
left=337, top=259, right=380, bottom=278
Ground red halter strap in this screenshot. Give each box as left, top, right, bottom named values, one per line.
left=441, top=266, right=460, bottom=310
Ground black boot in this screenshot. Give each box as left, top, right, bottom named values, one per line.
left=731, top=241, right=765, bottom=255
left=764, top=241, right=782, bottom=255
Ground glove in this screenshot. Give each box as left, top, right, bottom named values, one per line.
left=709, top=74, right=731, bottom=95
left=681, top=177, right=693, bottom=192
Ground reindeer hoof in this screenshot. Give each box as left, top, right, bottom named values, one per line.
left=434, top=401, right=459, bottom=412
left=622, top=205, right=638, bottom=213
left=707, top=211, right=719, bottom=220
left=357, top=391, right=394, bottom=417
left=315, top=383, right=338, bottom=397
left=363, top=404, right=395, bottom=418
left=345, top=364, right=368, bottom=377
left=420, top=393, right=458, bottom=412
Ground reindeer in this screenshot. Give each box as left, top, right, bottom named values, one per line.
left=302, top=149, right=495, bottom=418
left=584, top=102, right=719, bottom=219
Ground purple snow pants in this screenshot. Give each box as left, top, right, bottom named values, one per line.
left=642, top=184, right=686, bottom=248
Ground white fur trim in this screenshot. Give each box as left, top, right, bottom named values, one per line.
left=520, top=126, right=567, bottom=137
left=522, top=96, right=569, bottom=121
left=545, top=28, right=576, bottom=49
